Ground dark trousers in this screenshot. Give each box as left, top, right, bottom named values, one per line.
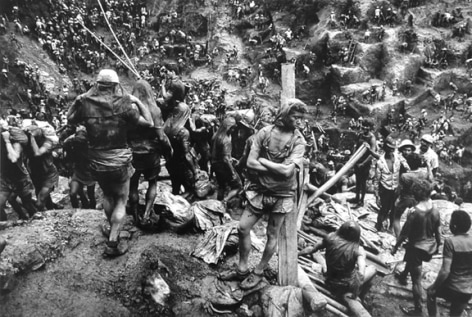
left=377, top=184, right=396, bottom=229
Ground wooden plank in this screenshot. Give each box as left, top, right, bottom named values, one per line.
left=280, top=62, right=296, bottom=107
left=278, top=209, right=298, bottom=286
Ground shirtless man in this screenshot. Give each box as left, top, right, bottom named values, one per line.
left=219, top=99, right=307, bottom=289
left=0, top=127, right=37, bottom=221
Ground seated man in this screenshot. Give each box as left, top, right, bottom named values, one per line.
left=299, top=221, right=376, bottom=308
left=427, top=210, right=472, bottom=317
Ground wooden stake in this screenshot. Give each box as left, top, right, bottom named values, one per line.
left=277, top=62, right=299, bottom=287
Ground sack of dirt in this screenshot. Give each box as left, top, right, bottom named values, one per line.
left=207, top=278, right=244, bottom=313
left=22, top=119, right=59, bottom=145
left=194, top=169, right=213, bottom=199
left=191, top=222, right=264, bottom=265
left=261, top=286, right=305, bottom=317
left=191, top=200, right=227, bottom=231
left=155, top=190, right=194, bottom=231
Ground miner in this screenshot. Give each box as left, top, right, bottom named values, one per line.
left=392, top=178, right=441, bottom=316
left=219, top=99, right=307, bottom=289
left=67, top=69, right=153, bottom=257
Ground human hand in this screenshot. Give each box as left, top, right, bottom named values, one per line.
left=376, top=195, right=381, bottom=208
left=223, top=213, right=232, bottom=222
left=426, top=285, right=436, bottom=298
left=1, top=130, right=10, bottom=141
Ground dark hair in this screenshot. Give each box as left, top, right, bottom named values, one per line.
left=35, top=112, right=46, bottom=121
left=164, top=63, right=180, bottom=75
left=287, top=99, right=308, bottom=115
left=450, top=210, right=471, bottom=234
left=406, top=152, right=422, bottom=170
left=168, top=81, right=187, bottom=102
left=362, top=118, right=375, bottom=128
left=411, top=178, right=433, bottom=201
left=337, top=221, right=361, bottom=243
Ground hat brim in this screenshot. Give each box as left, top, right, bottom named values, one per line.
left=399, top=145, right=415, bottom=151
left=239, top=121, right=253, bottom=129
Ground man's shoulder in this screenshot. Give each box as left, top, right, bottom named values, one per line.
left=293, top=128, right=306, bottom=144
left=258, top=125, right=273, bottom=134
left=426, top=148, right=438, bottom=158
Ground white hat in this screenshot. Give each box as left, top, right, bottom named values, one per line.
left=96, top=69, right=119, bottom=84
left=421, top=134, right=434, bottom=144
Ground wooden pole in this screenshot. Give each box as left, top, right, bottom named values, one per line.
left=280, top=63, right=296, bottom=107
left=306, top=143, right=368, bottom=207
left=298, top=266, right=327, bottom=312
left=277, top=62, right=298, bottom=286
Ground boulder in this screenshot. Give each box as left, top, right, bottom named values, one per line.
left=432, top=200, right=472, bottom=235
left=340, top=79, right=384, bottom=96
left=331, top=65, right=371, bottom=86
left=261, top=286, right=305, bottom=317
left=417, top=67, right=441, bottom=83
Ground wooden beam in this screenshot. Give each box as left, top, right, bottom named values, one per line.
left=280, top=62, right=296, bottom=107
left=277, top=62, right=298, bottom=286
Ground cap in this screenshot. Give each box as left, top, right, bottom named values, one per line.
left=384, top=136, right=396, bottom=149
left=421, top=134, right=434, bottom=144
left=398, top=139, right=415, bottom=151
left=96, top=69, right=119, bottom=84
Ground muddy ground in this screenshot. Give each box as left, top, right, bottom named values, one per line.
left=1, top=189, right=471, bottom=317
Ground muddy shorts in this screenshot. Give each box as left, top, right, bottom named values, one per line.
left=132, top=153, right=161, bottom=181
left=404, top=246, right=432, bottom=267
left=326, top=271, right=362, bottom=299
left=72, top=166, right=96, bottom=187
left=31, top=169, right=59, bottom=191
left=92, top=164, right=135, bottom=185
left=245, top=191, right=295, bottom=215
left=0, top=175, right=35, bottom=198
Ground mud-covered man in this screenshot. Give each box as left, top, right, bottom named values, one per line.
left=299, top=221, right=377, bottom=309
left=67, top=69, right=153, bottom=257
left=0, top=126, right=37, bottom=221
left=351, top=118, right=377, bottom=207
left=219, top=99, right=307, bottom=289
